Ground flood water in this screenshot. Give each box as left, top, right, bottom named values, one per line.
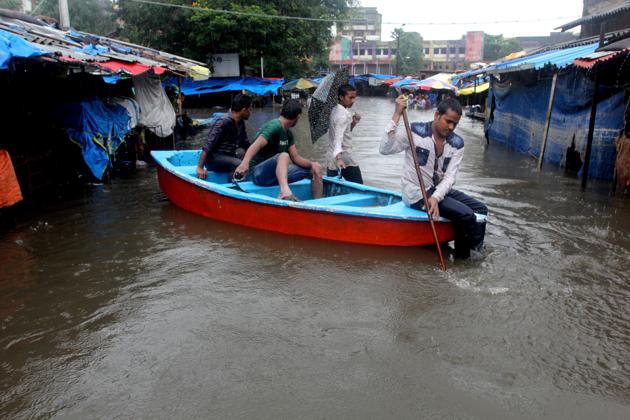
left=2, top=97, right=630, bottom=419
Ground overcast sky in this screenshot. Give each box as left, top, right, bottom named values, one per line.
left=359, top=0, right=584, bottom=40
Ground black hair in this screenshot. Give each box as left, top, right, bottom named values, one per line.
left=436, top=97, right=462, bottom=116
left=338, top=84, right=356, bottom=99
left=280, top=99, right=303, bottom=120
left=231, top=94, right=253, bottom=112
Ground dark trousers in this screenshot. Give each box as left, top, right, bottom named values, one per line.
left=326, top=166, right=364, bottom=184
left=205, top=154, right=242, bottom=173
left=412, top=189, right=487, bottom=259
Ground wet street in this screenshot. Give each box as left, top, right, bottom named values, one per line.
left=2, top=97, right=630, bottom=419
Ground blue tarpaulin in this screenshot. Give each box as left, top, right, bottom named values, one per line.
left=61, top=98, right=132, bottom=179
left=486, top=69, right=624, bottom=180
left=0, top=29, right=48, bottom=70
left=180, top=77, right=283, bottom=96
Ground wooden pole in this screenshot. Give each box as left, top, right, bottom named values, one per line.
left=538, top=72, right=558, bottom=171
left=582, top=22, right=606, bottom=189
left=400, top=108, right=447, bottom=271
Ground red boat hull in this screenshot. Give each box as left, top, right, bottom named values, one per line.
left=157, top=167, right=454, bottom=246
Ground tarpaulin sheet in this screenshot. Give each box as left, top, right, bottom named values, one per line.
left=61, top=98, right=131, bottom=180
left=486, top=69, right=624, bottom=180
left=0, top=29, right=47, bottom=70
left=0, top=150, right=22, bottom=208
left=181, top=77, right=283, bottom=96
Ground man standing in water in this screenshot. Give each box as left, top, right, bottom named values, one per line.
left=380, top=96, right=488, bottom=259
left=327, top=84, right=363, bottom=183
left=234, top=99, right=323, bottom=201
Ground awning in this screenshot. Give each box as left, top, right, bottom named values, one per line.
left=457, top=82, right=489, bottom=96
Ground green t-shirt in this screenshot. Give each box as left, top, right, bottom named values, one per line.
left=250, top=119, right=295, bottom=168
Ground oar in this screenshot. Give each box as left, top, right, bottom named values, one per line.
left=400, top=106, right=447, bottom=271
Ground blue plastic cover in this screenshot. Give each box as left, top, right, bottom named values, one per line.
left=180, top=77, right=284, bottom=96
left=486, top=69, right=624, bottom=180
left=61, top=98, right=132, bottom=179
left=0, top=29, right=48, bottom=70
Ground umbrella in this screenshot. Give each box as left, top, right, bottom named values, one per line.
left=307, top=68, right=349, bottom=143
left=281, top=78, right=318, bottom=91
left=417, top=78, right=457, bottom=91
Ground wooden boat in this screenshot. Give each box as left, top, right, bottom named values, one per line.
left=152, top=150, right=455, bottom=246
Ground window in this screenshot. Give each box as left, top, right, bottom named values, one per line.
left=440, top=48, right=447, bottom=54
left=424, top=48, right=430, bottom=54
left=449, top=47, right=456, bottom=54
left=390, top=49, right=397, bottom=55
left=459, top=47, right=465, bottom=54
left=359, top=49, right=366, bottom=55
left=352, top=49, right=358, bottom=56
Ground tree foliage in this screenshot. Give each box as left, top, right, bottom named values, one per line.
left=116, top=0, right=351, bottom=78
left=391, top=28, right=423, bottom=76
left=483, top=34, right=520, bottom=62
left=36, top=0, right=117, bottom=36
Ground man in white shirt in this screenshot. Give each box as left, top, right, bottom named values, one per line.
left=326, top=84, right=363, bottom=183
left=380, top=96, right=487, bottom=259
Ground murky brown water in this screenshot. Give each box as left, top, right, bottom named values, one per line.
left=2, top=97, right=630, bottom=419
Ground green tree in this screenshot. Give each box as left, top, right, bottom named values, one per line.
left=35, top=0, right=117, bottom=35
left=116, top=0, right=351, bottom=78
left=391, top=28, right=423, bottom=76
left=116, top=0, right=194, bottom=55
left=483, top=34, right=520, bottom=62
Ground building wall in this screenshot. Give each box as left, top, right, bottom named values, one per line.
left=581, top=0, right=630, bottom=37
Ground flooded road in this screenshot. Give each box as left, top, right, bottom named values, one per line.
left=2, top=97, right=630, bottom=419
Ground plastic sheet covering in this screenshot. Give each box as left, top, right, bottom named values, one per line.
left=0, top=150, right=23, bottom=208
left=180, top=77, right=283, bottom=96
left=111, top=97, right=140, bottom=130
left=0, top=29, right=47, bottom=70
left=133, top=73, right=176, bottom=137
left=486, top=69, right=625, bottom=180
left=62, top=98, right=132, bottom=179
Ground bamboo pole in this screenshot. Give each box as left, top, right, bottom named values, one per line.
left=400, top=108, right=447, bottom=271
left=538, top=72, right=558, bottom=171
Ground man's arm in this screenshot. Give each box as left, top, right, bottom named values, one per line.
left=234, top=135, right=268, bottom=177
left=330, top=110, right=346, bottom=168
left=431, top=146, right=464, bottom=202
left=196, top=118, right=227, bottom=178
left=379, top=95, right=410, bottom=155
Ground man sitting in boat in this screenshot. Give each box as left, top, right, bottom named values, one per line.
left=234, top=99, right=323, bottom=201
left=380, top=96, right=488, bottom=259
left=196, top=94, right=253, bottom=179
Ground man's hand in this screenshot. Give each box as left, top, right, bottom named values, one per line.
left=335, top=155, right=346, bottom=169
left=395, top=95, right=408, bottom=115
left=352, top=113, right=361, bottom=125
left=196, top=166, right=208, bottom=179
left=310, top=161, right=323, bottom=179
left=234, top=162, right=249, bottom=179
left=426, top=197, right=440, bottom=220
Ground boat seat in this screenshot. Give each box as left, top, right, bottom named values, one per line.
left=304, top=193, right=378, bottom=207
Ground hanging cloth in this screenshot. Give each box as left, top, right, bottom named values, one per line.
left=133, top=73, right=176, bottom=137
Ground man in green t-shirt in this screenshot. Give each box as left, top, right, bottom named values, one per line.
left=234, top=99, right=323, bottom=201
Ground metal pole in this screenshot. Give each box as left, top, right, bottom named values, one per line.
left=260, top=56, right=264, bottom=78
left=538, top=72, right=558, bottom=171
left=58, top=0, right=70, bottom=29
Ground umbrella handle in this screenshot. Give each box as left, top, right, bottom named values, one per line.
left=337, top=168, right=343, bottom=179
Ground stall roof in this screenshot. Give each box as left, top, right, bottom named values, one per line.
left=556, top=1, right=630, bottom=32
left=452, top=42, right=599, bottom=81
left=0, top=9, right=209, bottom=80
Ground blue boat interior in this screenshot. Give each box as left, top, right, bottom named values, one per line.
left=165, top=151, right=402, bottom=208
